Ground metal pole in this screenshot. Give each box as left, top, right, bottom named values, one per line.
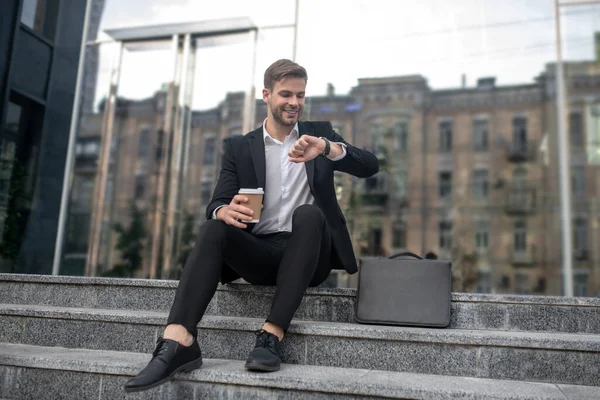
left=84, top=41, right=124, bottom=277
left=293, top=0, right=299, bottom=61
left=162, top=33, right=191, bottom=277
left=52, top=0, right=93, bottom=275
left=148, top=34, right=180, bottom=279
left=554, top=0, right=574, bottom=296
left=242, top=29, right=259, bottom=134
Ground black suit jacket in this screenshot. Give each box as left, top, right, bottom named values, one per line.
left=206, top=120, right=379, bottom=283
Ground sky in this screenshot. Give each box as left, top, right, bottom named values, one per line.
left=91, top=0, right=600, bottom=111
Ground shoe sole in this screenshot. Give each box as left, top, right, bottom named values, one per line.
left=124, top=357, right=203, bottom=393
left=244, top=361, right=280, bottom=372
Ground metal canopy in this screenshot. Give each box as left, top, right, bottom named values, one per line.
left=104, top=17, right=257, bottom=43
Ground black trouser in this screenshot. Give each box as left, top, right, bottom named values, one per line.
left=167, top=204, right=333, bottom=337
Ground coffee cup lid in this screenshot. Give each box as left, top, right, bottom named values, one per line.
left=239, top=188, right=264, bottom=194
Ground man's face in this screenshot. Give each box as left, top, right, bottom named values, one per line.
left=263, top=76, right=306, bottom=128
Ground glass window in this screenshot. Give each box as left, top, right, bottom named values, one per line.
left=439, top=221, right=452, bottom=250
left=201, top=180, right=212, bottom=204
left=138, top=128, right=151, bottom=158
left=439, top=171, right=452, bottom=199
left=475, top=220, right=489, bottom=250
left=392, top=220, right=406, bottom=248
left=575, top=272, right=588, bottom=297
left=514, top=221, right=527, bottom=252
left=5, top=102, right=22, bottom=132
left=512, top=117, right=528, bottom=152
left=392, top=121, right=408, bottom=152
left=439, top=121, right=452, bottom=152
left=60, top=0, right=600, bottom=295
left=477, top=272, right=491, bottom=293
left=515, top=273, right=530, bottom=294
left=571, top=166, right=585, bottom=196
left=473, top=119, right=488, bottom=151
left=20, top=0, right=58, bottom=40
left=370, top=120, right=385, bottom=150
left=393, top=168, right=407, bottom=199
left=134, top=175, right=145, bottom=199
left=203, top=136, right=216, bottom=165
left=569, top=112, right=584, bottom=147
left=573, top=219, right=587, bottom=252
left=473, top=169, right=489, bottom=198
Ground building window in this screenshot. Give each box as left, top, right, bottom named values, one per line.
left=201, top=180, right=212, bottom=204
left=439, top=121, right=452, bottom=152
left=439, top=221, right=452, bottom=250
left=370, top=120, right=385, bottom=150
left=512, top=117, right=528, bottom=152
left=75, top=179, right=94, bottom=209
left=473, top=169, right=489, bottom=198
left=393, top=168, right=407, bottom=199
left=20, top=0, right=59, bottom=40
left=134, top=175, right=145, bottom=199
left=392, top=121, right=408, bottom=152
left=514, top=220, right=527, bottom=252
left=392, top=220, right=406, bottom=248
left=571, top=166, right=585, bottom=196
left=203, top=136, right=216, bottom=165
left=574, top=219, right=588, bottom=252
left=76, top=140, right=100, bottom=157
left=439, top=171, right=452, bottom=199
left=574, top=272, right=588, bottom=297
left=569, top=112, right=584, bottom=147
left=475, top=220, right=489, bottom=250
left=477, top=271, right=491, bottom=293
left=515, top=273, right=530, bottom=294
left=138, top=128, right=151, bottom=158
left=473, top=119, right=488, bottom=151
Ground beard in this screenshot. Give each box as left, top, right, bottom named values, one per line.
left=270, top=103, right=303, bottom=127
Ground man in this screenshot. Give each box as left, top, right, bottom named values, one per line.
left=125, top=59, right=379, bottom=392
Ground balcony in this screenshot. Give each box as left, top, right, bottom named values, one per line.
left=505, top=187, right=536, bottom=215
left=506, top=143, right=536, bottom=163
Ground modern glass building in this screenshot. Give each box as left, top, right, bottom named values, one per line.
left=0, top=0, right=88, bottom=274
left=2, top=0, right=600, bottom=297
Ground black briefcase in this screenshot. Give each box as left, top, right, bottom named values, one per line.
left=355, top=252, right=452, bottom=328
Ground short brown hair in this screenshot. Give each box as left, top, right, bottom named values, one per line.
left=264, top=59, right=307, bottom=90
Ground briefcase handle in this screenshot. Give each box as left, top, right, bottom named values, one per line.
left=389, top=251, right=423, bottom=260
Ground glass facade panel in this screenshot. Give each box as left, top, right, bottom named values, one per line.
left=2, top=0, right=599, bottom=297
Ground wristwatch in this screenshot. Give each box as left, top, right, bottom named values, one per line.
left=319, top=136, right=331, bottom=156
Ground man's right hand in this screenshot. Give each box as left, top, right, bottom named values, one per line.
left=215, top=195, right=254, bottom=229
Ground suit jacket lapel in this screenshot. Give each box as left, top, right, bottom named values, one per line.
left=299, top=121, right=316, bottom=193
left=247, top=126, right=266, bottom=189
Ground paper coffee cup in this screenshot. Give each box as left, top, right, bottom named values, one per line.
left=239, top=188, right=264, bottom=223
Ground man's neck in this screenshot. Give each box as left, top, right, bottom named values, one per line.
left=265, top=117, right=294, bottom=142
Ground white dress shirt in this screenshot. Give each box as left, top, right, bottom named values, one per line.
left=213, top=120, right=346, bottom=234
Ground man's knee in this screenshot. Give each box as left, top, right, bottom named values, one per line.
left=292, top=204, right=325, bottom=228
left=197, top=219, right=229, bottom=242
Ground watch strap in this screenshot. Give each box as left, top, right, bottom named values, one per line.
left=319, top=136, right=331, bottom=156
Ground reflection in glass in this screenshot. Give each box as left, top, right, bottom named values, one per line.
left=60, top=0, right=600, bottom=296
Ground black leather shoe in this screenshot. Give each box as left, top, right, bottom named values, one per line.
left=124, top=336, right=202, bottom=392
left=244, top=330, right=281, bottom=372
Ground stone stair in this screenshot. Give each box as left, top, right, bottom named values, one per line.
left=1, top=273, right=600, bottom=399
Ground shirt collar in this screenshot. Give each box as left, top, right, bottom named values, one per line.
left=262, top=118, right=299, bottom=144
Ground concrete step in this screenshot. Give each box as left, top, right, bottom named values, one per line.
left=2, top=304, right=600, bottom=387
left=1, top=343, right=598, bottom=400
left=3, top=273, right=600, bottom=333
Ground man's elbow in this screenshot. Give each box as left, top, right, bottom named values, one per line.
left=367, top=162, right=379, bottom=177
